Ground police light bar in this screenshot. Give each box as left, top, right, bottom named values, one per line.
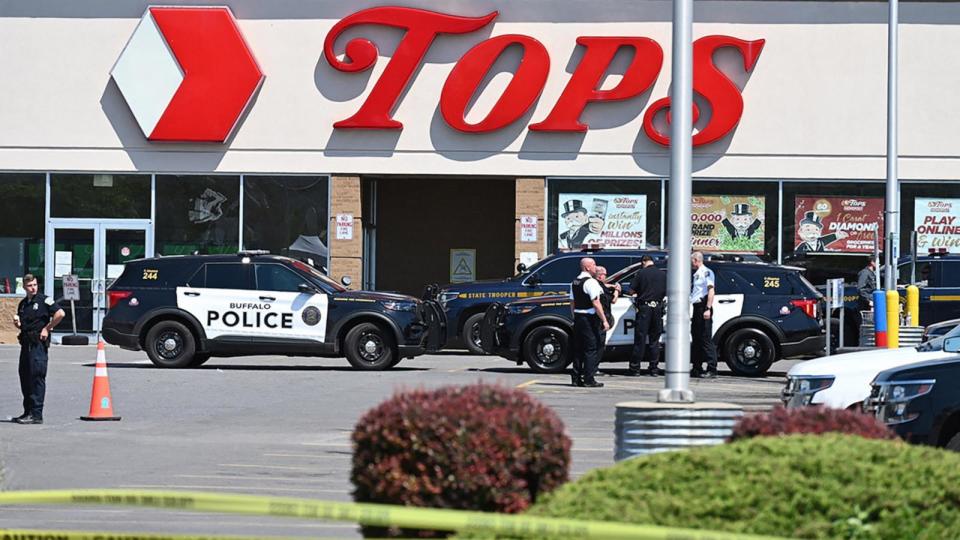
left=580, top=243, right=603, bottom=251
left=238, top=250, right=270, bottom=256
left=928, top=247, right=948, bottom=257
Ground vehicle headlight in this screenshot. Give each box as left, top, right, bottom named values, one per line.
left=382, top=301, right=417, bottom=312
left=438, top=292, right=460, bottom=309
left=867, top=379, right=935, bottom=424
left=781, top=375, right=835, bottom=407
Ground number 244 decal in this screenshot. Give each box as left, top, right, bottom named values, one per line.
left=142, top=269, right=159, bottom=280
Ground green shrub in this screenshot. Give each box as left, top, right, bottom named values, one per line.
left=730, top=405, right=895, bottom=441
left=352, top=383, right=571, bottom=538
left=463, top=435, right=960, bottom=539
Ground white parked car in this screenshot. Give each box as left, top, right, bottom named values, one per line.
left=782, top=323, right=960, bottom=409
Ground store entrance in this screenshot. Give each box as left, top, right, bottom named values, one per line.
left=45, top=220, right=153, bottom=333
left=368, top=177, right=516, bottom=296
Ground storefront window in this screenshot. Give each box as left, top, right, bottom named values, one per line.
left=0, top=174, right=45, bottom=294
left=156, top=175, right=240, bottom=256
left=547, top=178, right=662, bottom=254
left=242, top=176, right=329, bottom=266
left=781, top=181, right=884, bottom=284
left=691, top=180, right=778, bottom=261
left=50, top=174, right=150, bottom=218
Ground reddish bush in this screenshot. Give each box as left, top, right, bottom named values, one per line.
left=730, top=405, right=895, bottom=442
left=351, top=383, right=571, bottom=538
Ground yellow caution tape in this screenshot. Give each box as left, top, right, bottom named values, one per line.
left=0, top=489, right=788, bottom=540
left=0, top=530, right=300, bottom=540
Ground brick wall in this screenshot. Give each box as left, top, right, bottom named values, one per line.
left=329, top=175, right=362, bottom=289
left=515, top=178, right=546, bottom=266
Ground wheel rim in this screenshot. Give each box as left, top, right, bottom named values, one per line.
left=535, top=333, right=563, bottom=368
left=470, top=322, right=482, bottom=349
left=357, top=331, right=385, bottom=363
left=734, top=337, right=766, bottom=368
left=154, top=329, right=184, bottom=360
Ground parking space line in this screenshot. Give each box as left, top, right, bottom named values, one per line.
left=263, top=452, right=337, bottom=458
left=516, top=379, right=539, bottom=388
left=219, top=463, right=321, bottom=471
left=177, top=474, right=343, bottom=483
left=117, top=483, right=347, bottom=494
left=300, top=442, right=352, bottom=447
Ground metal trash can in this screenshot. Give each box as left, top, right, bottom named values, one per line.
left=614, top=401, right=743, bottom=460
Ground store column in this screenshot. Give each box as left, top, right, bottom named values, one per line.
left=329, top=175, right=363, bottom=289
left=515, top=178, right=546, bottom=267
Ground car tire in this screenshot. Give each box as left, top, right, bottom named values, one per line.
left=189, top=353, right=211, bottom=368
left=345, top=322, right=396, bottom=371
left=144, top=320, right=196, bottom=369
left=722, top=327, right=776, bottom=377
left=462, top=313, right=487, bottom=355
left=946, top=432, right=960, bottom=452
left=522, top=325, right=572, bottom=374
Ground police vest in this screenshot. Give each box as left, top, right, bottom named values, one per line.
left=571, top=277, right=594, bottom=310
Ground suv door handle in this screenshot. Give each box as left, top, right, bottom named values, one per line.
left=183, top=291, right=200, bottom=297
left=718, top=299, right=735, bottom=304
left=260, top=296, right=276, bottom=302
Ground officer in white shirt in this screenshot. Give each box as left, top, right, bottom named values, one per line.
left=690, top=252, right=718, bottom=379
left=570, top=257, right=610, bottom=388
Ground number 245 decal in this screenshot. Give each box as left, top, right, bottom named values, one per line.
left=763, top=277, right=780, bottom=288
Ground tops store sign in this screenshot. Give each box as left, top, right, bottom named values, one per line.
left=112, top=6, right=765, bottom=146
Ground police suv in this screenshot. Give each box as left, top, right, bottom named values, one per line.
left=432, top=248, right=667, bottom=354
left=102, top=252, right=444, bottom=369
left=864, top=335, right=960, bottom=451
left=481, top=258, right=825, bottom=376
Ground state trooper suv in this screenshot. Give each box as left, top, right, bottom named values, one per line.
left=102, top=252, right=444, bottom=369
left=431, top=248, right=668, bottom=354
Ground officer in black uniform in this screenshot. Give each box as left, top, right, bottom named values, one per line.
left=11, top=273, right=64, bottom=424
left=627, top=255, right=666, bottom=376
left=570, top=258, right=609, bottom=388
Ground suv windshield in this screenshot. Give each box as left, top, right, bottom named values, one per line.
left=287, top=258, right=347, bottom=292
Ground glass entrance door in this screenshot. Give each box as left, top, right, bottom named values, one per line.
left=46, top=220, right=151, bottom=333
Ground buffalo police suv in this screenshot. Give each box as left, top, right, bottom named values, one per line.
left=482, top=257, right=826, bottom=376
left=102, top=252, right=443, bottom=369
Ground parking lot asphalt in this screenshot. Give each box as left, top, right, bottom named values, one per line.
left=0, top=344, right=799, bottom=537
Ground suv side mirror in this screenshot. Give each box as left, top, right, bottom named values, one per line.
left=525, top=274, right=541, bottom=287
left=297, top=283, right=318, bottom=294
left=945, top=337, right=960, bottom=354
left=516, top=263, right=527, bottom=274
left=341, top=276, right=353, bottom=287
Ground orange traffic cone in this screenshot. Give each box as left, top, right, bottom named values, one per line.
left=80, top=340, right=121, bottom=421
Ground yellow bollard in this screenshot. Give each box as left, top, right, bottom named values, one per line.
left=886, top=290, right=899, bottom=348
left=907, top=285, right=920, bottom=327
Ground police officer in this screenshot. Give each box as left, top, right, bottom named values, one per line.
left=627, top=255, right=666, bottom=376
left=690, top=252, right=718, bottom=379
left=11, top=273, right=64, bottom=424
left=570, top=258, right=609, bottom=388
left=595, top=266, right=619, bottom=361
left=857, top=257, right=878, bottom=312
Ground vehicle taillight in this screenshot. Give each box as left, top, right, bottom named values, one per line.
left=108, top=290, right=133, bottom=309
left=790, top=299, right=818, bottom=319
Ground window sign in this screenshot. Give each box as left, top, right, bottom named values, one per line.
left=915, top=198, right=960, bottom=253
left=691, top=195, right=765, bottom=254
left=557, top=194, right=646, bottom=250
left=794, top=196, right=883, bottom=254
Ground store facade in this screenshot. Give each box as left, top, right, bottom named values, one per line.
left=2, top=1, right=960, bottom=340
